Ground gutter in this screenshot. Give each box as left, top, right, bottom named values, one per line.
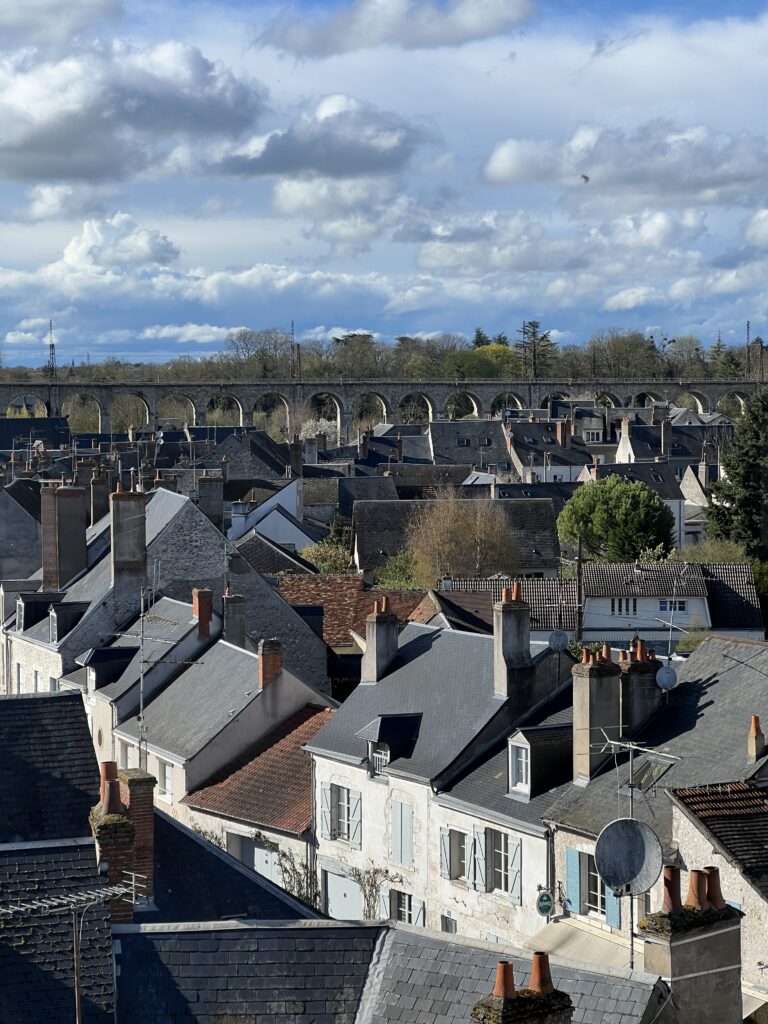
left=434, top=792, right=548, bottom=839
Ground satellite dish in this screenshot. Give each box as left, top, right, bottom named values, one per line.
left=549, top=629, right=569, bottom=652
left=156, top=438, right=164, bottom=446
left=594, top=818, right=663, bottom=897
left=156, top=430, right=164, bottom=438
left=656, top=665, right=677, bottom=691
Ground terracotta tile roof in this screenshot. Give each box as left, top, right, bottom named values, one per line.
left=182, top=705, right=335, bottom=835
left=672, top=781, right=768, bottom=898
left=276, top=575, right=424, bottom=647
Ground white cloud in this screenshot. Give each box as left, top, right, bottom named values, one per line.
left=258, top=0, right=530, bottom=57
left=603, top=286, right=664, bottom=311
left=139, top=323, right=246, bottom=344
left=22, top=183, right=117, bottom=221
left=302, top=325, right=382, bottom=342
left=744, top=209, right=768, bottom=247
left=484, top=139, right=557, bottom=185
left=61, top=213, right=180, bottom=270
left=0, top=0, right=118, bottom=48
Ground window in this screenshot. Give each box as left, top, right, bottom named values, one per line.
left=441, top=914, right=457, bottom=934
left=393, top=890, right=413, bottom=924
left=610, top=598, right=637, bottom=617
left=33, top=670, right=41, bottom=693
left=584, top=429, right=602, bottom=443
left=509, top=743, right=529, bottom=791
left=332, top=784, right=350, bottom=841
left=457, top=437, right=470, bottom=447
left=489, top=829, right=509, bottom=893
left=370, top=742, right=390, bottom=776
left=585, top=854, right=606, bottom=915
left=15, top=664, right=23, bottom=694
left=566, top=847, right=620, bottom=928
left=481, top=438, right=492, bottom=446
left=118, top=740, right=132, bottom=770
left=49, top=676, right=58, bottom=693
left=158, top=760, right=173, bottom=800
left=449, top=830, right=467, bottom=880
left=659, top=599, right=686, bottom=613
left=391, top=800, right=413, bottom=867
left=321, top=783, right=362, bottom=848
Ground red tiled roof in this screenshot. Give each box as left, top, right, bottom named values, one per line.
left=181, top=705, right=335, bottom=834
left=277, top=575, right=424, bottom=647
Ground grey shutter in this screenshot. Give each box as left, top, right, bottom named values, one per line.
left=472, top=825, right=487, bottom=892
left=412, top=897, right=425, bottom=927
left=378, top=885, right=390, bottom=919
left=565, top=847, right=580, bottom=914
left=605, top=888, right=622, bottom=929
left=508, top=837, right=522, bottom=905
left=349, top=789, right=362, bottom=850
left=401, top=803, right=413, bottom=867
left=391, top=799, right=403, bottom=863
left=439, top=827, right=450, bottom=878
left=320, top=783, right=332, bottom=840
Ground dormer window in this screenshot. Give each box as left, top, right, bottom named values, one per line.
left=370, top=741, right=390, bottom=775
left=457, top=437, right=470, bottom=447
left=481, top=438, right=492, bottom=446
left=508, top=742, right=529, bottom=792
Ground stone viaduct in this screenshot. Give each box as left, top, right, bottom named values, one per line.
left=0, top=377, right=758, bottom=437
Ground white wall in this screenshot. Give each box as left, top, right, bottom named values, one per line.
left=583, top=595, right=710, bottom=636
left=228, top=479, right=300, bottom=541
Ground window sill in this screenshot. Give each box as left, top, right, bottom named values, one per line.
left=157, top=791, right=173, bottom=804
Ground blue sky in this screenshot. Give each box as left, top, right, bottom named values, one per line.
left=1, top=0, right=768, bottom=364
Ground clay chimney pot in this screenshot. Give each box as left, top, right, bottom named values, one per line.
left=662, top=865, right=683, bottom=914
left=511, top=581, right=522, bottom=602
left=529, top=951, right=555, bottom=996
left=380, top=595, right=389, bottom=614
left=602, top=642, right=612, bottom=663
left=501, top=587, right=512, bottom=603
left=581, top=648, right=590, bottom=664
left=99, top=761, right=118, bottom=805
left=704, top=866, right=727, bottom=910
left=684, top=868, right=711, bottom=912
left=102, top=778, right=123, bottom=816
left=491, top=960, right=517, bottom=1000
left=750, top=714, right=761, bottom=736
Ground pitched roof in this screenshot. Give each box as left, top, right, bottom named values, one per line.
left=700, top=563, right=763, bottom=630
left=628, top=423, right=733, bottom=461
left=181, top=705, right=335, bottom=833
left=506, top=422, right=593, bottom=467
left=670, top=781, right=768, bottom=899
left=0, top=692, right=99, bottom=842
left=4, top=477, right=42, bottom=520
left=494, top=481, right=580, bottom=517
left=235, top=529, right=317, bottom=575
left=588, top=461, right=685, bottom=501
left=428, top=420, right=510, bottom=467
left=582, top=561, right=707, bottom=598
left=434, top=579, right=578, bottom=632
left=338, top=475, right=398, bottom=517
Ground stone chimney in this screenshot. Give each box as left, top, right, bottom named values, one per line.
left=258, top=638, right=283, bottom=688
left=642, top=865, right=743, bottom=1024
left=471, top=955, right=573, bottom=1024
left=41, top=482, right=87, bottom=590
left=555, top=418, right=572, bottom=449
left=197, top=472, right=224, bottom=530
left=618, top=643, right=664, bottom=736
left=223, top=590, right=246, bottom=648
left=304, top=436, right=318, bottom=465
left=359, top=431, right=369, bottom=459
left=748, top=714, right=765, bottom=761
left=192, top=587, right=213, bottom=638
left=361, top=596, right=399, bottom=683
left=110, top=485, right=147, bottom=592
left=493, top=583, right=532, bottom=699
left=90, top=470, right=110, bottom=526
left=289, top=434, right=303, bottom=478
left=572, top=649, right=622, bottom=783
left=661, top=417, right=670, bottom=456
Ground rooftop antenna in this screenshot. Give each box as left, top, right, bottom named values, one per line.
left=47, top=320, right=57, bottom=382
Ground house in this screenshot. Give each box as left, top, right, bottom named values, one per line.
left=504, top=419, right=593, bottom=483
left=615, top=417, right=734, bottom=478
left=577, top=462, right=688, bottom=549
left=427, top=420, right=511, bottom=472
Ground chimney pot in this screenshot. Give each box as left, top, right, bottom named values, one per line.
left=501, top=587, right=512, bottom=602
left=601, top=642, right=612, bottom=663
left=704, top=866, right=727, bottom=911
left=380, top=594, right=389, bottom=613
left=662, top=865, right=683, bottom=914
left=491, top=961, right=516, bottom=1000
left=258, top=638, right=283, bottom=689
left=748, top=714, right=766, bottom=761
left=581, top=648, right=590, bottom=664
left=102, top=778, right=123, bottom=816
left=99, top=760, right=118, bottom=805
left=636, top=638, right=646, bottom=661
left=684, top=868, right=711, bottom=912
left=529, top=951, right=555, bottom=996
left=511, top=580, right=522, bottom=602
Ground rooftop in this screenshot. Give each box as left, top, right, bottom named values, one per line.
left=582, top=561, right=708, bottom=598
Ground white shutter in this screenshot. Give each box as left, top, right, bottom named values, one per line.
left=412, top=897, right=425, bottom=927
left=349, top=789, right=362, bottom=850
left=391, top=799, right=403, bottom=863
left=378, top=885, right=391, bottom=919
left=439, top=827, right=450, bottom=878
left=320, top=783, right=332, bottom=840
left=508, top=837, right=522, bottom=905
left=401, top=804, right=413, bottom=867
left=472, top=825, right=487, bottom=892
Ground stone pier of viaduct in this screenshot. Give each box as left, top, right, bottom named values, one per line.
left=0, top=377, right=757, bottom=437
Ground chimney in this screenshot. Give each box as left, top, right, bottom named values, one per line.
left=361, top=597, right=399, bottom=683
left=359, top=431, right=370, bottom=459
left=41, top=482, right=88, bottom=590
left=118, top=768, right=156, bottom=904
left=258, top=638, right=283, bottom=688
left=223, top=590, right=246, bottom=648
left=661, top=417, right=670, bottom=455
left=642, top=865, right=743, bottom=1024
left=90, top=777, right=135, bottom=924
left=289, top=434, right=303, bottom=478
left=90, top=471, right=110, bottom=526
left=110, top=487, right=146, bottom=591
left=618, top=643, right=664, bottom=736
left=304, top=436, right=318, bottom=465
left=572, top=652, right=621, bottom=783
left=470, top=955, right=573, bottom=1024
left=493, top=583, right=532, bottom=698
left=220, top=456, right=229, bottom=483
left=555, top=418, right=572, bottom=449
left=748, top=714, right=765, bottom=761
left=99, top=760, right=118, bottom=805
left=317, top=432, right=327, bottom=451
left=192, top=587, right=213, bottom=638
left=197, top=472, right=224, bottom=530
left=620, top=416, right=630, bottom=445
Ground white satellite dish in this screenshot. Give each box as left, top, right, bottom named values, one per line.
left=156, top=438, right=164, bottom=446
left=594, top=818, right=663, bottom=897
left=156, top=430, right=164, bottom=438
left=656, top=665, right=677, bottom=691
left=549, top=629, right=569, bottom=652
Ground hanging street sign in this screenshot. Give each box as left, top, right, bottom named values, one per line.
left=536, top=890, right=554, bottom=916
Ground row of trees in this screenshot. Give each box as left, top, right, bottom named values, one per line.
left=4, top=324, right=765, bottom=384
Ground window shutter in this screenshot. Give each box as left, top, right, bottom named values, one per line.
left=565, top=847, right=581, bottom=914
left=378, top=885, right=390, bottom=919
left=472, top=825, right=487, bottom=892
left=320, top=783, right=332, bottom=840
left=508, top=837, right=522, bottom=905
left=349, top=789, right=362, bottom=850
left=439, top=827, right=450, bottom=879
left=413, top=897, right=425, bottom=927
left=391, top=799, right=403, bottom=862
left=605, top=888, right=622, bottom=929
left=402, top=803, right=413, bottom=867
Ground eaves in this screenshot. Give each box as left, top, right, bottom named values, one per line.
left=435, top=792, right=549, bottom=839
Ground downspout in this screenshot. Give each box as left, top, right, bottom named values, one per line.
left=309, top=753, right=318, bottom=909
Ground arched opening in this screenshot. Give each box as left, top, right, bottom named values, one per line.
left=157, top=394, right=197, bottom=429
left=351, top=393, right=389, bottom=433
left=632, top=391, right=664, bottom=408
left=716, top=392, right=747, bottom=419
left=398, top=393, right=433, bottom=425
left=253, top=393, right=291, bottom=439
left=205, top=395, right=243, bottom=427
left=539, top=392, right=567, bottom=410
left=490, top=392, right=525, bottom=417
left=445, top=391, right=482, bottom=420
left=305, top=392, right=344, bottom=445
left=674, top=391, right=706, bottom=414
left=61, top=394, right=101, bottom=433
left=5, top=393, right=49, bottom=418
left=111, top=394, right=151, bottom=433
left=594, top=392, right=621, bottom=408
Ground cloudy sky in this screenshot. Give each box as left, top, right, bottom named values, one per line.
left=1, top=0, right=768, bottom=363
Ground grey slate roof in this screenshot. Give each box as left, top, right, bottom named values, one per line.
left=582, top=561, right=707, bottom=598
left=0, top=692, right=99, bottom=842
left=628, top=423, right=733, bottom=461
left=428, top=420, right=510, bottom=468
left=435, top=579, right=578, bottom=632
left=701, top=563, right=763, bottom=630
left=587, top=461, right=685, bottom=501
left=338, top=475, right=398, bottom=518
left=494, top=481, right=580, bottom=518
left=506, top=422, right=593, bottom=467
left=115, top=640, right=265, bottom=759
left=0, top=839, right=113, bottom=1024
left=4, top=477, right=42, bottom=520
left=235, top=528, right=318, bottom=575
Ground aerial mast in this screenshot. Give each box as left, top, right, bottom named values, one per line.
left=46, top=320, right=57, bottom=382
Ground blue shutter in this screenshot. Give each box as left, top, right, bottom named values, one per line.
left=565, top=847, right=581, bottom=915
left=320, top=783, right=331, bottom=840
left=412, top=897, right=425, bottom=927
left=508, top=837, right=522, bottom=905
left=473, top=826, right=487, bottom=892
left=349, top=789, right=362, bottom=849
left=391, top=799, right=403, bottom=862
left=378, top=885, right=390, bottom=919
left=401, top=803, right=413, bottom=867
left=605, top=888, right=622, bottom=929
left=439, top=827, right=450, bottom=878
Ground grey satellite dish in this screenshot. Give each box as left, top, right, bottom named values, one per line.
left=656, top=665, right=677, bottom=691
left=594, top=818, right=663, bottom=897
left=156, top=438, right=164, bottom=446
left=549, top=629, right=569, bottom=652
left=156, top=430, right=164, bottom=438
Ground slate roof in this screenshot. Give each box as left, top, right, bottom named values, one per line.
left=431, top=579, right=578, bottom=632
left=0, top=839, right=114, bottom=1024
left=4, top=477, right=42, bottom=520
left=700, top=563, right=763, bottom=630
left=352, top=498, right=559, bottom=573
left=506, top=422, right=593, bottom=467
left=494, top=481, right=580, bottom=518
left=181, top=705, right=334, bottom=833
left=582, top=561, right=707, bottom=598
left=303, top=476, right=341, bottom=507
left=428, top=420, right=510, bottom=467
left=627, top=423, right=733, bottom=461
left=670, top=781, right=768, bottom=899
left=235, top=528, right=318, bottom=575
left=0, top=692, right=100, bottom=842
left=114, top=923, right=383, bottom=1024
left=586, top=461, right=685, bottom=501
left=338, top=475, right=398, bottom=518
left=0, top=416, right=70, bottom=454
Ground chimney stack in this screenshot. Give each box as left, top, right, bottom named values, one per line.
left=748, top=714, right=765, bottom=761
left=618, top=640, right=664, bottom=735
left=396, top=432, right=403, bottom=462
left=223, top=590, right=246, bottom=648
left=118, top=768, right=156, bottom=904
left=90, top=470, right=110, bottom=526
left=304, top=436, right=318, bottom=465
left=555, top=418, right=572, bottom=449
left=110, top=487, right=146, bottom=592
left=192, top=587, right=213, bottom=638
left=359, top=431, right=370, bottom=460
left=572, top=653, right=621, bottom=783
left=361, top=597, right=399, bottom=683
left=289, top=434, right=303, bottom=478
left=41, top=482, right=88, bottom=590
left=471, top=955, right=573, bottom=1024
left=493, top=584, right=532, bottom=699
left=258, top=638, right=283, bottom=689
left=197, top=473, right=224, bottom=530
left=661, top=417, right=670, bottom=455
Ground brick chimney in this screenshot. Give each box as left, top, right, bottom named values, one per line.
left=197, top=472, right=224, bottom=530
left=289, top=434, right=303, bottom=479
left=223, top=590, right=246, bottom=648
left=471, top=955, right=573, bottom=1024
left=192, top=587, right=213, bottom=638
left=361, top=596, right=399, bottom=683
left=555, top=418, right=572, bottom=449
left=90, top=470, right=110, bottom=526
left=118, top=768, right=156, bottom=904
left=258, top=637, right=283, bottom=688
left=110, top=486, right=146, bottom=592
left=748, top=714, right=765, bottom=761
left=41, top=482, right=87, bottom=590
left=493, top=583, right=532, bottom=698
left=618, top=643, right=664, bottom=735
left=572, top=649, right=621, bottom=783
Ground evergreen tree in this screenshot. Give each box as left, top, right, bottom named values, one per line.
left=473, top=327, right=491, bottom=348
left=516, top=320, right=557, bottom=378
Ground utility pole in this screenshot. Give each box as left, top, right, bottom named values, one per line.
left=575, top=535, right=584, bottom=643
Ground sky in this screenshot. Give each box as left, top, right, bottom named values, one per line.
left=2, top=1, right=768, bottom=364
